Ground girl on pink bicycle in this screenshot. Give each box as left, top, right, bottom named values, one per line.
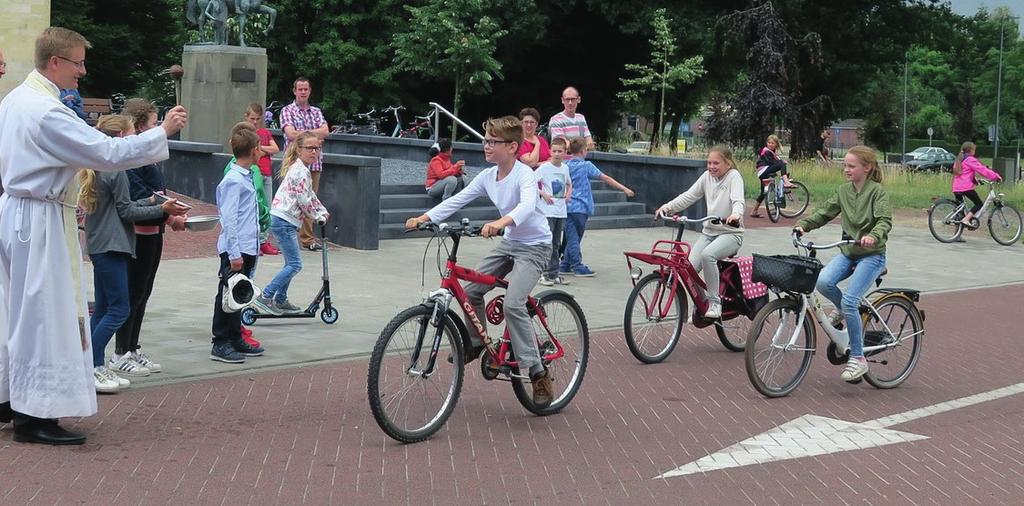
left=655, top=145, right=745, bottom=319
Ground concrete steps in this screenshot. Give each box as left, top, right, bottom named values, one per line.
left=378, top=181, right=655, bottom=240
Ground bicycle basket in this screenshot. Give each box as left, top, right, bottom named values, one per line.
left=751, top=254, right=823, bottom=294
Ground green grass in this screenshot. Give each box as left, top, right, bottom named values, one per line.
left=736, top=160, right=1024, bottom=210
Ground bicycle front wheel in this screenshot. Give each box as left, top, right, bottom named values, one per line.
left=927, top=199, right=963, bottom=243
left=863, top=295, right=924, bottom=389
left=367, top=305, right=465, bottom=443
left=744, top=297, right=815, bottom=398
left=779, top=181, right=810, bottom=218
left=512, top=291, right=589, bottom=416
left=765, top=183, right=781, bottom=223
left=988, top=203, right=1023, bottom=246
left=623, top=273, right=686, bottom=363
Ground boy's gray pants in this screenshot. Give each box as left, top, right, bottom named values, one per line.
left=463, top=239, right=552, bottom=375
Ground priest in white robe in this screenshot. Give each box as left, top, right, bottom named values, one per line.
left=0, top=27, right=187, bottom=445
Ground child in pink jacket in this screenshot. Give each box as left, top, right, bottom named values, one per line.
left=952, top=141, right=1001, bottom=225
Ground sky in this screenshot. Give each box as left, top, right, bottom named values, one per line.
left=947, top=0, right=1024, bottom=35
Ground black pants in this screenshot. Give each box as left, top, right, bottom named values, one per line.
left=212, top=252, right=257, bottom=345
left=116, top=233, right=163, bottom=355
left=954, top=190, right=983, bottom=214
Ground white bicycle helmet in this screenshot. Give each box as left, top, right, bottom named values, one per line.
left=221, top=272, right=257, bottom=313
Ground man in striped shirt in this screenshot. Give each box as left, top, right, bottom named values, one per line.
left=548, top=86, right=593, bottom=149
left=279, top=77, right=329, bottom=249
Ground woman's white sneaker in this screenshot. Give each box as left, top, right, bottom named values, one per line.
left=132, top=351, right=161, bottom=373
left=109, top=353, right=151, bottom=377
left=94, top=367, right=120, bottom=394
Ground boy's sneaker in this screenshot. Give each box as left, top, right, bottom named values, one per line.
left=94, top=367, right=120, bottom=394
left=539, top=275, right=555, bottom=286
left=109, top=353, right=151, bottom=377
left=210, top=342, right=246, bottom=363
left=554, top=276, right=570, bottom=285
left=840, top=357, right=869, bottom=382
left=558, top=266, right=575, bottom=276
left=573, top=265, right=596, bottom=277
left=132, top=351, right=161, bottom=373
left=232, top=339, right=264, bottom=357
left=276, top=300, right=303, bottom=313
left=254, top=295, right=282, bottom=315
left=260, top=242, right=280, bottom=255
left=530, top=369, right=554, bottom=408
left=241, top=326, right=262, bottom=348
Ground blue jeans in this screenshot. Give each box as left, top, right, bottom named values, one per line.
left=263, top=216, right=302, bottom=303
left=560, top=213, right=589, bottom=272
left=815, top=253, right=887, bottom=358
left=90, top=252, right=131, bottom=367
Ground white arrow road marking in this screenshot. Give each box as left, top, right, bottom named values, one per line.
left=656, top=382, right=1024, bottom=479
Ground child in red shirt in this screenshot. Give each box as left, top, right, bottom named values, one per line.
left=246, top=103, right=281, bottom=254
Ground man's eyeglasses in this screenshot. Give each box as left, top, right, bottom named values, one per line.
left=299, top=145, right=321, bottom=152
left=561, top=97, right=580, bottom=103
left=56, top=55, right=86, bottom=69
left=482, top=139, right=514, bottom=147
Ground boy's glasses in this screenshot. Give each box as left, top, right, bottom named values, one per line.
left=482, top=139, right=513, bottom=147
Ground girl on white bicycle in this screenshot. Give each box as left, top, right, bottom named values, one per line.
left=794, top=145, right=892, bottom=382
left=655, top=145, right=744, bottom=319
left=749, top=134, right=794, bottom=218
left=952, top=141, right=1001, bottom=226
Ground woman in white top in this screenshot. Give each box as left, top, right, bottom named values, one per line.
left=656, top=145, right=745, bottom=319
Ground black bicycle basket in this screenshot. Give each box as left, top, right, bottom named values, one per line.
left=751, top=254, right=823, bottom=294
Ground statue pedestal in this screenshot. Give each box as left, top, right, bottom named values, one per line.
left=179, top=45, right=267, bottom=149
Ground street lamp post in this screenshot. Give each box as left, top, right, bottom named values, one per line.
left=994, top=15, right=1020, bottom=161
left=902, top=52, right=908, bottom=164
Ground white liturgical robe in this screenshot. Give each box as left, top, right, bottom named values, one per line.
left=0, top=70, right=170, bottom=419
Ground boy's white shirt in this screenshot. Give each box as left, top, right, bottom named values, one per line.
left=535, top=160, right=571, bottom=218
left=425, top=160, right=551, bottom=245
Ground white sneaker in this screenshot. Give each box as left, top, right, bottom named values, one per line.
left=704, top=302, right=722, bottom=319
left=94, top=367, right=120, bottom=394
left=538, top=275, right=555, bottom=286
left=109, top=353, right=151, bottom=377
left=840, top=357, right=869, bottom=381
left=133, top=351, right=161, bottom=373
left=554, top=276, right=570, bottom=285
left=106, top=367, right=130, bottom=388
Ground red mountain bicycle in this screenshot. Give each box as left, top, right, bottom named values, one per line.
left=367, top=220, right=590, bottom=443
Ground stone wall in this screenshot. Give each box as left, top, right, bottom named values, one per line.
left=0, top=0, right=50, bottom=100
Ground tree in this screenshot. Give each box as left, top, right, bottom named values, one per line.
left=860, top=74, right=902, bottom=157
left=705, top=0, right=829, bottom=157
left=392, top=0, right=507, bottom=139
left=617, top=8, right=705, bottom=152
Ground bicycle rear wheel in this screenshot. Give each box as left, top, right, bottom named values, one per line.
left=367, top=305, right=464, bottom=443
left=863, top=296, right=924, bottom=389
left=927, top=199, right=963, bottom=243
left=778, top=181, right=809, bottom=218
left=744, top=297, right=815, bottom=398
left=715, top=313, right=753, bottom=352
left=765, top=183, right=781, bottom=223
left=988, top=203, right=1023, bottom=246
left=623, top=273, right=686, bottom=363
left=512, top=292, right=589, bottom=416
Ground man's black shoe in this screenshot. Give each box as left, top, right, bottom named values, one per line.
left=0, top=401, right=13, bottom=423
left=13, top=415, right=85, bottom=445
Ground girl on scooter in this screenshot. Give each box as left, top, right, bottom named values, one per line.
left=254, top=132, right=329, bottom=315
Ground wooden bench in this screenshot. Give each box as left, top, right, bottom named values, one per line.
left=81, top=97, right=111, bottom=125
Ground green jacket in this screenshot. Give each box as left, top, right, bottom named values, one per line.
left=224, top=158, right=270, bottom=233
left=797, top=180, right=892, bottom=258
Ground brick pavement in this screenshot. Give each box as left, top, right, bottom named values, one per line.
left=2, top=283, right=1021, bottom=504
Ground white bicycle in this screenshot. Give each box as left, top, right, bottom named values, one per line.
left=744, top=233, right=926, bottom=398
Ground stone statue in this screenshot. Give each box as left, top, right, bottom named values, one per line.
left=185, top=0, right=278, bottom=48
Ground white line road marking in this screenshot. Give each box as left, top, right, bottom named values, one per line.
left=656, top=382, right=1024, bottom=479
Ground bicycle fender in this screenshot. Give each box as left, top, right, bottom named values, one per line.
left=444, top=308, right=473, bottom=352
left=533, top=289, right=575, bottom=300
left=865, top=289, right=925, bottom=322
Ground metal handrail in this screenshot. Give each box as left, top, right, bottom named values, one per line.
left=428, top=102, right=484, bottom=141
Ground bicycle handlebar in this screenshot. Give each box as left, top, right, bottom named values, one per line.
left=656, top=213, right=739, bottom=228
left=791, top=230, right=857, bottom=250
left=414, top=220, right=504, bottom=238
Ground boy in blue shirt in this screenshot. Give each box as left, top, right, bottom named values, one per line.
left=560, top=137, right=634, bottom=277
left=211, top=128, right=265, bottom=363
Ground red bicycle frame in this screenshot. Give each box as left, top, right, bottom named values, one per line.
left=427, top=231, right=566, bottom=371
